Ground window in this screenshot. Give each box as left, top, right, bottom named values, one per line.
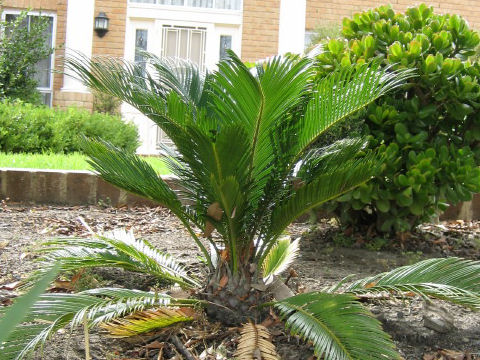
left=219, top=35, right=232, bottom=60
left=5, top=13, right=55, bottom=106
left=304, top=30, right=315, bottom=50
left=187, top=0, right=213, bottom=8
left=162, top=26, right=206, bottom=69
left=130, top=0, right=241, bottom=10
left=157, top=26, right=206, bottom=147
left=156, top=127, right=174, bottom=147
left=135, top=29, right=148, bottom=73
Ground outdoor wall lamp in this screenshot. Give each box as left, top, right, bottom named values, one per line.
left=94, top=12, right=109, bottom=37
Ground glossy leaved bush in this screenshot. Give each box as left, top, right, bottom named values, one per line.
left=315, top=4, right=480, bottom=234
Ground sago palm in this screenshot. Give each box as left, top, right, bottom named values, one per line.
left=2, top=52, right=480, bottom=360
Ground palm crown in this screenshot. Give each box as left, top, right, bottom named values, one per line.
left=3, top=52, right=480, bottom=360
left=67, top=51, right=410, bottom=276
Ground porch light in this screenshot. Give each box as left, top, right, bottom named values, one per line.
left=94, top=12, right=109, bottom=37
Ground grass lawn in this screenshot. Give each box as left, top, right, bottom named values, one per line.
left=0, top=152, right=170, bottom=175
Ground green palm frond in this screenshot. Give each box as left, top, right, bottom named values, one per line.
left=295, top=64, right=415, bottom=157
left=296, top=138, right=369, bottom=183
left=100, top=307, right=195, bottom=337
left=27, top=229, right=200, bottom=289
left=0, top=287, right=195, bottom=360
left=143, top=52, right=206, bottom=105
left=266, top=154, right=381, bottom=249
left=344, top=257, right=480, bottom=310
left=0, top=266, right=58, bottom=346
left=249, top=55, right=313, bottom=178
left=262, top=237, right=299, bottom=283
left=274, top=292, right=400, bottom=360
left=82, top=139, right=182, bottom=211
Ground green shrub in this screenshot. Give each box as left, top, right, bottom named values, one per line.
left=0, top=10, right=54, bottom=104
left=314, top=4, right=480, bottom=234
left=0, top=100, right=139, bottom=153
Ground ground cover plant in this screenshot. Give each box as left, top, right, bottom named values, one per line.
left=314, top=4, right=480, bottom=235
left=2, top=51, right=480, bottom=360
left=0, top=100, right=139, bottom=153
left=0, top=151, right=169, bottom=174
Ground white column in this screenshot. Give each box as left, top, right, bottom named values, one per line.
left=278, top=0, right=306, bottom=55
left=62, top=0, right=95, bottom=92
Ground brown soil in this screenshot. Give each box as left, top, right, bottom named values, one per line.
left=1, top=204, right=480, bottom=360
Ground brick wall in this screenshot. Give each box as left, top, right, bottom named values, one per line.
left=92, top=0, right=127, bottom=58
left=241, top=0, right=281, bottom=62
left=306, top=1, right=480, bottom=30
left=54, top=91, right=94, bottom=111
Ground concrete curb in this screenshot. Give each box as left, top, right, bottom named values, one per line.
left=1, top=167, right=479, bottom=220
left=0, top=168, right=178, bottom=207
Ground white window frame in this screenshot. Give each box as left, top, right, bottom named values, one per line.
left=161, top=25, right=207, bottom=71
left=2, top=9, right=56, bottom=107
left=128, top=0, right=242, bottom=11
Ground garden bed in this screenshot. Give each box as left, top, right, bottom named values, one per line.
left=1, top=204, right=480, bottom=359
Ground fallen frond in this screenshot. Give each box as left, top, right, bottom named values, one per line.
left=100, top=307, right=196, bottom=337
left=235, top=322, right=279, bottom=360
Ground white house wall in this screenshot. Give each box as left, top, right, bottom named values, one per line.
left=62, top=0, right=95, bottom=93
left=278, top=0, right=306, bottom=55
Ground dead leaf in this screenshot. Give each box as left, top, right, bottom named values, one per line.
left=0, top=281, right=21, bottom=290
left=203, top=202, right=224, bottom=238
left=433, top=237, right=447, bottom=245
left=146, top=341, right=164, bottom=350
left=423, top=349, right=471, bottom=360
left=70, top=269, right=85, bottom=286
left=1, top=298, right=13, bottom=306
left=218, top=275, right=228, bottom=290
left=49, top=280, right=74, bottom=292
left=0, top=240, right=9, bottom=249
left=220, top=249, right=229, bottom=262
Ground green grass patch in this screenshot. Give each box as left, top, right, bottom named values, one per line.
left=0, top=152, right=170, bottom=175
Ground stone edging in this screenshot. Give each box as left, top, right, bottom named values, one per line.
left=0, top=168, right=178, bottom=207
left=0, top=167, right=478, bottom=220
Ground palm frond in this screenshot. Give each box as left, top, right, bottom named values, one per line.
left=344, top=257, right=480, bottom=310
left=296, top=138, right=369, bottom=183
left=100, top=307, right=195, bottom=337
left=295, top=64, right=415, bottom=157
left=266, top=154, right=381, bottom=249
left=65, top=53, right=205, bottom=152
left=249, top=56, right=313, bottom=180
left=262, top=237, right=299, bottom=284
left=209, top=51, right=262, bottom=132
left=274, top=292, right=400, bottom=360
left=0, top=287, right=193, bottom=360
left=0, top=266, right=58, bottom=346
left=82, top=139, right=182, bottom=211
left=235, top=322, right=279, bottom=360
left=27, top=229, right=200, bottom=289
left=143, top=52, right=206, bottom=105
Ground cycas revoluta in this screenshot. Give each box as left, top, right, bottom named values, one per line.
left=3, top=51, right=480, bottom=360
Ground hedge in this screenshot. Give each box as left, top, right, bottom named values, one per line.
left=0, top=100, right=139, bottom=153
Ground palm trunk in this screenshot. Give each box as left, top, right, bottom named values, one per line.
left=203, top=261, right=267, bottom=325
